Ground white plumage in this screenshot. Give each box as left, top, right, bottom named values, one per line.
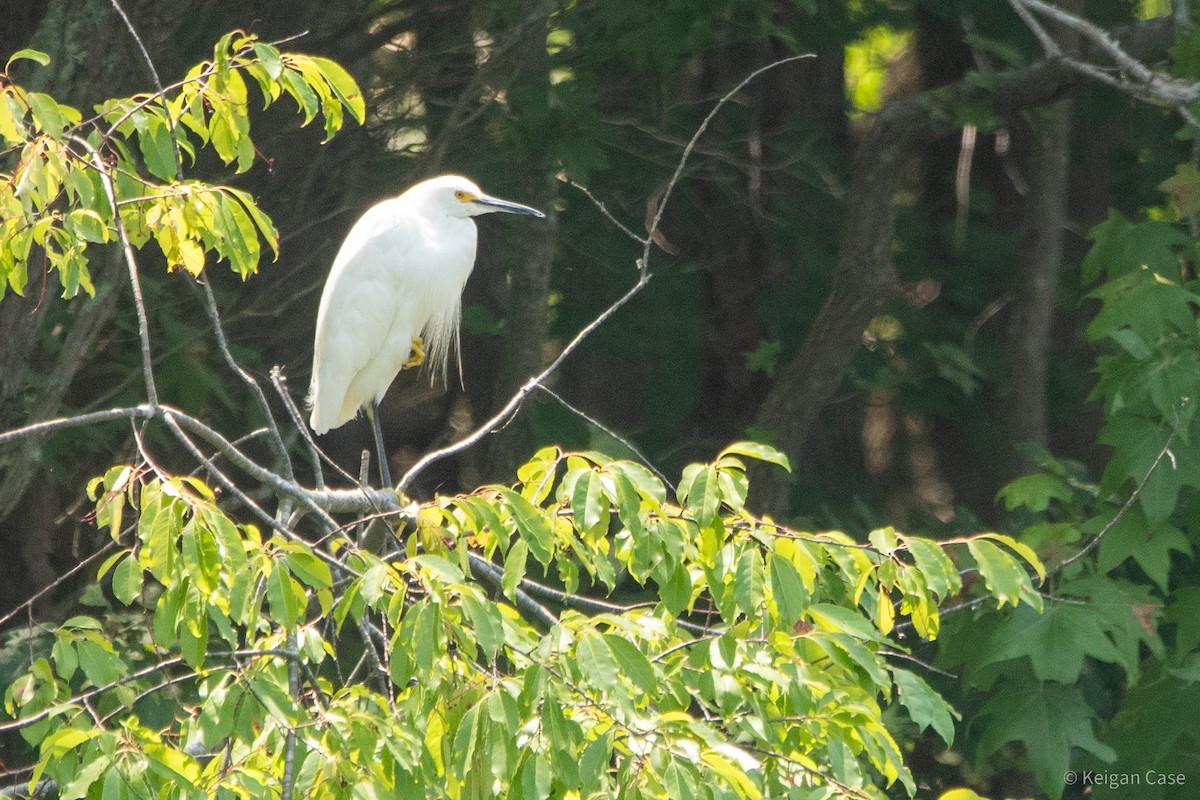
left=308, top=175, right=543, bottom=437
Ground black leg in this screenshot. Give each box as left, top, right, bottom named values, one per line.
left=364, top=401, right=392, bottom=488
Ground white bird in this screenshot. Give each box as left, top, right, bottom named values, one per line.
left=308, top=174, right=544, bottom=486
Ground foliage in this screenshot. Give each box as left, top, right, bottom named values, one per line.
left=0, top=32, right=363, bottom=297
left=5, top=443, right=1046, bottom=799
left=6, top=3, right=1200, bottom=800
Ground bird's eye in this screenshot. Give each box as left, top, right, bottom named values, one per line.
left=454, top=190, right=471, bottom=202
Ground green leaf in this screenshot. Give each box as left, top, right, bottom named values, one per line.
left=718, top=441, right=791, bottom=472
left=569, top=469, right=607, bottom=532
left=744, top=339, right=782, bottom=376
left=251, top=42, right=285, bottom=79
left=901, top=536, right=961, bottom=600
left=540, top=692, right=582, bottom=789
left=576, top=631, right=619, bottom=691
left=892, top=668, right=959, bottom=746
left=501, top=538, right=528, bottom=598
left=1082, top=210, right=1189, bottom=284
left=678, top=464, right=720, bottom=527
left=974, top=602, right=1133, bottom=684
left=1097, top=507, right=1190, bottom=591
left=1159, top=162, right=1200, bottom=215
left=658, top=562, right=692, bottom=615
left=461, top=590, right=504, bottom=661
left=498, top=489, right=554, bottom=565
left=111, top=554, right=143, bottom=605
left=966, top=539, right=1035, bottom=609
left=65, top=208, right=109, bottom=244
left=27, top=92, right=71, bottom=136
left=6, top=49, right=51, bottom=69
left=768, top=553, right=806, bottom=625
left=978, top=680, right=1115, bottom=800
left=995, top=473, right=1073, bottom=513
left=602, top=634, right=656, bottom=695
left=806, top=603, right=886, bottom=643
left=607, top=460, right=667, bottom=506
left=285, top=550, right=333, bottom=591
left=977, top=533, right=1045, bottom=582
left=267, top=560, right=304, bottom=628
left=308, top=55, right=366, bottom=123
left=137, top=112, right=178, bottom=181
left=734, top=549, right=764, bottom=617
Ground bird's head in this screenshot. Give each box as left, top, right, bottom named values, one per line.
left=411, top=175, right=546, bottom=220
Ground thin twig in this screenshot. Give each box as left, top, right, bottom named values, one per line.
left=108, top=0, right=183, bottom=181
left=72, top=136, right=159, bottom=407
left=399, top=54, right=812, bottom=492
left=281, top=631, right=299, bottom=800
left=562, top=178, right=648, bottom=245
left=271, top=367, right=326, bottom=489
left=1057, top=429, right=1178, bottom=570
left=640, top=55, right=813, bottom=275
left=198, top=280, right=292, bottom=478
left=398, top=275, right=650, bottom=491
left=535, top=384, right=676, bottom=493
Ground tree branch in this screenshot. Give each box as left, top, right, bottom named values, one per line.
left=750, top=15, right=1180, bottom=515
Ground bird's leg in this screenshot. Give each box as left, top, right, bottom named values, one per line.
left=364, top=401, right=393, bottom=488
left=403, top=336, right=426, bottom=369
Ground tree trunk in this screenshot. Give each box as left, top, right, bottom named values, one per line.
left=1004, top=98, right=1073, bottom=471
left=748, top=20, right=1171, bottom=516
left=483, top=1, right=558, bottom=479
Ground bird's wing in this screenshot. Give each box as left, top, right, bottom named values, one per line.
left=309, top=201, right=426, bottom=433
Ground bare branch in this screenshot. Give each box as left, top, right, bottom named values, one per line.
left=271, top=367, right=325, bottom=490
left=398, top=55, right=812, bottom=492
left=535, top=384, right=676, bottom=493
left=108, top=0, right=183, bottom=181
left=70, top=136, right=159, bottom=407
left=1010, top=1, right=1199, bottom=107
left=641, top=55, right=814, bottom=275
left=397, top=275, right=650, bottom=492
left=198, top=280, right=292, bottom=478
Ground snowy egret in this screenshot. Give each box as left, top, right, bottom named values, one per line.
left=308, top=174, right=545, bottom=486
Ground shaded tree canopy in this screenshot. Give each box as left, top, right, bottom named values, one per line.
left=3, top=1, right=1200, bottom=799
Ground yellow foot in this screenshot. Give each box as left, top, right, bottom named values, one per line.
left=403, top=336, right=426, bottom=369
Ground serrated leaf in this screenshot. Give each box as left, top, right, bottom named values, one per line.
left=995, top=472, right=1073, bottom=512
left=976, top=602, right=1135, bottom=684
left=977, top=680, right=1115, bottom=799
left=1082, top=211, right=1189, bottom=284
